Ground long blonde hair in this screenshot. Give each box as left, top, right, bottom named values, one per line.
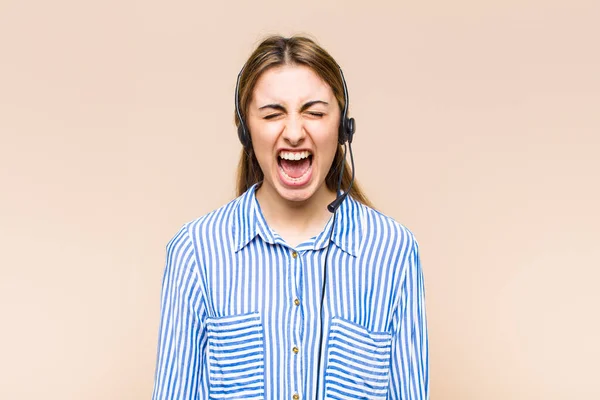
left=235, top=35, right=373, bottom=208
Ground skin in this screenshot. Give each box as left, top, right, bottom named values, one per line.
left=246, top=64, right=340, bottom=247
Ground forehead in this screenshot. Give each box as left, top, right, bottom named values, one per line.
left=251, top=64, right=334, bottom=105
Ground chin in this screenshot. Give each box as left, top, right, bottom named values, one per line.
left=275, top=184, right=318, bottom=203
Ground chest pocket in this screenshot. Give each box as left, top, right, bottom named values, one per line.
left=325, top=317, right=393, bottom=399
left=206, top=312, right=265, bottom=400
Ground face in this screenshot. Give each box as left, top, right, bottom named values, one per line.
left=247, top=64, right=340, bottom=205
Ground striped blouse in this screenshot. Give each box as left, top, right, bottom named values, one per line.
left=152, top=183, right=429, bottom=399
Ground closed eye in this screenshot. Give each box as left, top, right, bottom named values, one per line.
left=307, top=112, right=325, bottom=117
left=264, top=113, right=283, bottom=120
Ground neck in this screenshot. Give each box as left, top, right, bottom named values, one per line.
left=255, top=182, right=337, bottom=244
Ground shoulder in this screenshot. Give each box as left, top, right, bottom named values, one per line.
left=356, top=199, right=418, bottom=255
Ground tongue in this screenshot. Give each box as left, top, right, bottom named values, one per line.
left=280, top=158, right=310, bottom=178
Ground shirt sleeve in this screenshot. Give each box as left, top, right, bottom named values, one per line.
left=388, top=239, right=430, bottom=400
left=152, top=225, right=206, bottom=400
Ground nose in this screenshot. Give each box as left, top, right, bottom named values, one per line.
left=281, top=115, right=305, bottom=146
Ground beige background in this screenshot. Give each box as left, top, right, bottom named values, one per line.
left=1, top=0, right=599, bottom=398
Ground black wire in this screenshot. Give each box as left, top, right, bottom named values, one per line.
left=337, top=144, right=347, bottom=196
left=314, top=207, right=337, bottom=399
left=347, top=142, right=356, bottom=195
left=314, top=142, right=353, bottom=399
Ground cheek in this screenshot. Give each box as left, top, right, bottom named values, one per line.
left=307, top=120, right=339, bottom=151
left=249, top=121, right=283, bottom=145
left=249, top=128, right=275, bottom=154
left=249, top=125, right=284, bottom=170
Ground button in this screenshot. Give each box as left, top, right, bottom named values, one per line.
left=294, top=298, right=300, bottom=306
left=292, top=251, right=298, bottom=258
left=293, top=394, right=300, bottom=400
left=292, top=346, right=299, bottom=354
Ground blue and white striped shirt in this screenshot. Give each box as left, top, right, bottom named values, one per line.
left=152, top=183, right=429, bottom=399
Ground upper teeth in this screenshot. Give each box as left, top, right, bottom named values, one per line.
left=279, top=151, right=311, bottom=161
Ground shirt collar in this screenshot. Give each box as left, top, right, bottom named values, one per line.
left=234, top=183, right=275, bottom=251
left=234, top=183, right=365, bottom=257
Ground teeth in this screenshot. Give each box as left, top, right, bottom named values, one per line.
left=279, top=150, right=311, bottom=161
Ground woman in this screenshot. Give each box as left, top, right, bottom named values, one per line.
left=152, top=35, right=429, bottom=400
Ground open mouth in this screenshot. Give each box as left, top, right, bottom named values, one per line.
left=277, top=150, right=313, bottom=182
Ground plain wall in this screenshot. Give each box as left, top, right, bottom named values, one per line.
left=1, top=0, right=598, bottom=398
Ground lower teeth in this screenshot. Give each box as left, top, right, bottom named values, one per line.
left=280, top=165, right=310, bottom=181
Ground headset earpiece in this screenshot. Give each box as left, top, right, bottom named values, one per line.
left=346, top=117, right=356, bottom=144
left=238, top=123, right=251, bottom=149
left=338, top=117, right=356, bottom=145
left=338, top=122, right=346, bottom=145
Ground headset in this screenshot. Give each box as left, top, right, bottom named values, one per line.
left=234, top=63, right=357, bottom=399
left=235, top=65, right=356, bottom=149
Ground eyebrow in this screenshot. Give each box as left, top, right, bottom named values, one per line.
left=258, top=100, right=329, bottom=113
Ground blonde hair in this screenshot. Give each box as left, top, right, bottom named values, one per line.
left=235, top=35, right=373, bottom=208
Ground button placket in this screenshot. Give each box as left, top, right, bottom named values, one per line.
left=290, top=249, right=303, bottom=400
